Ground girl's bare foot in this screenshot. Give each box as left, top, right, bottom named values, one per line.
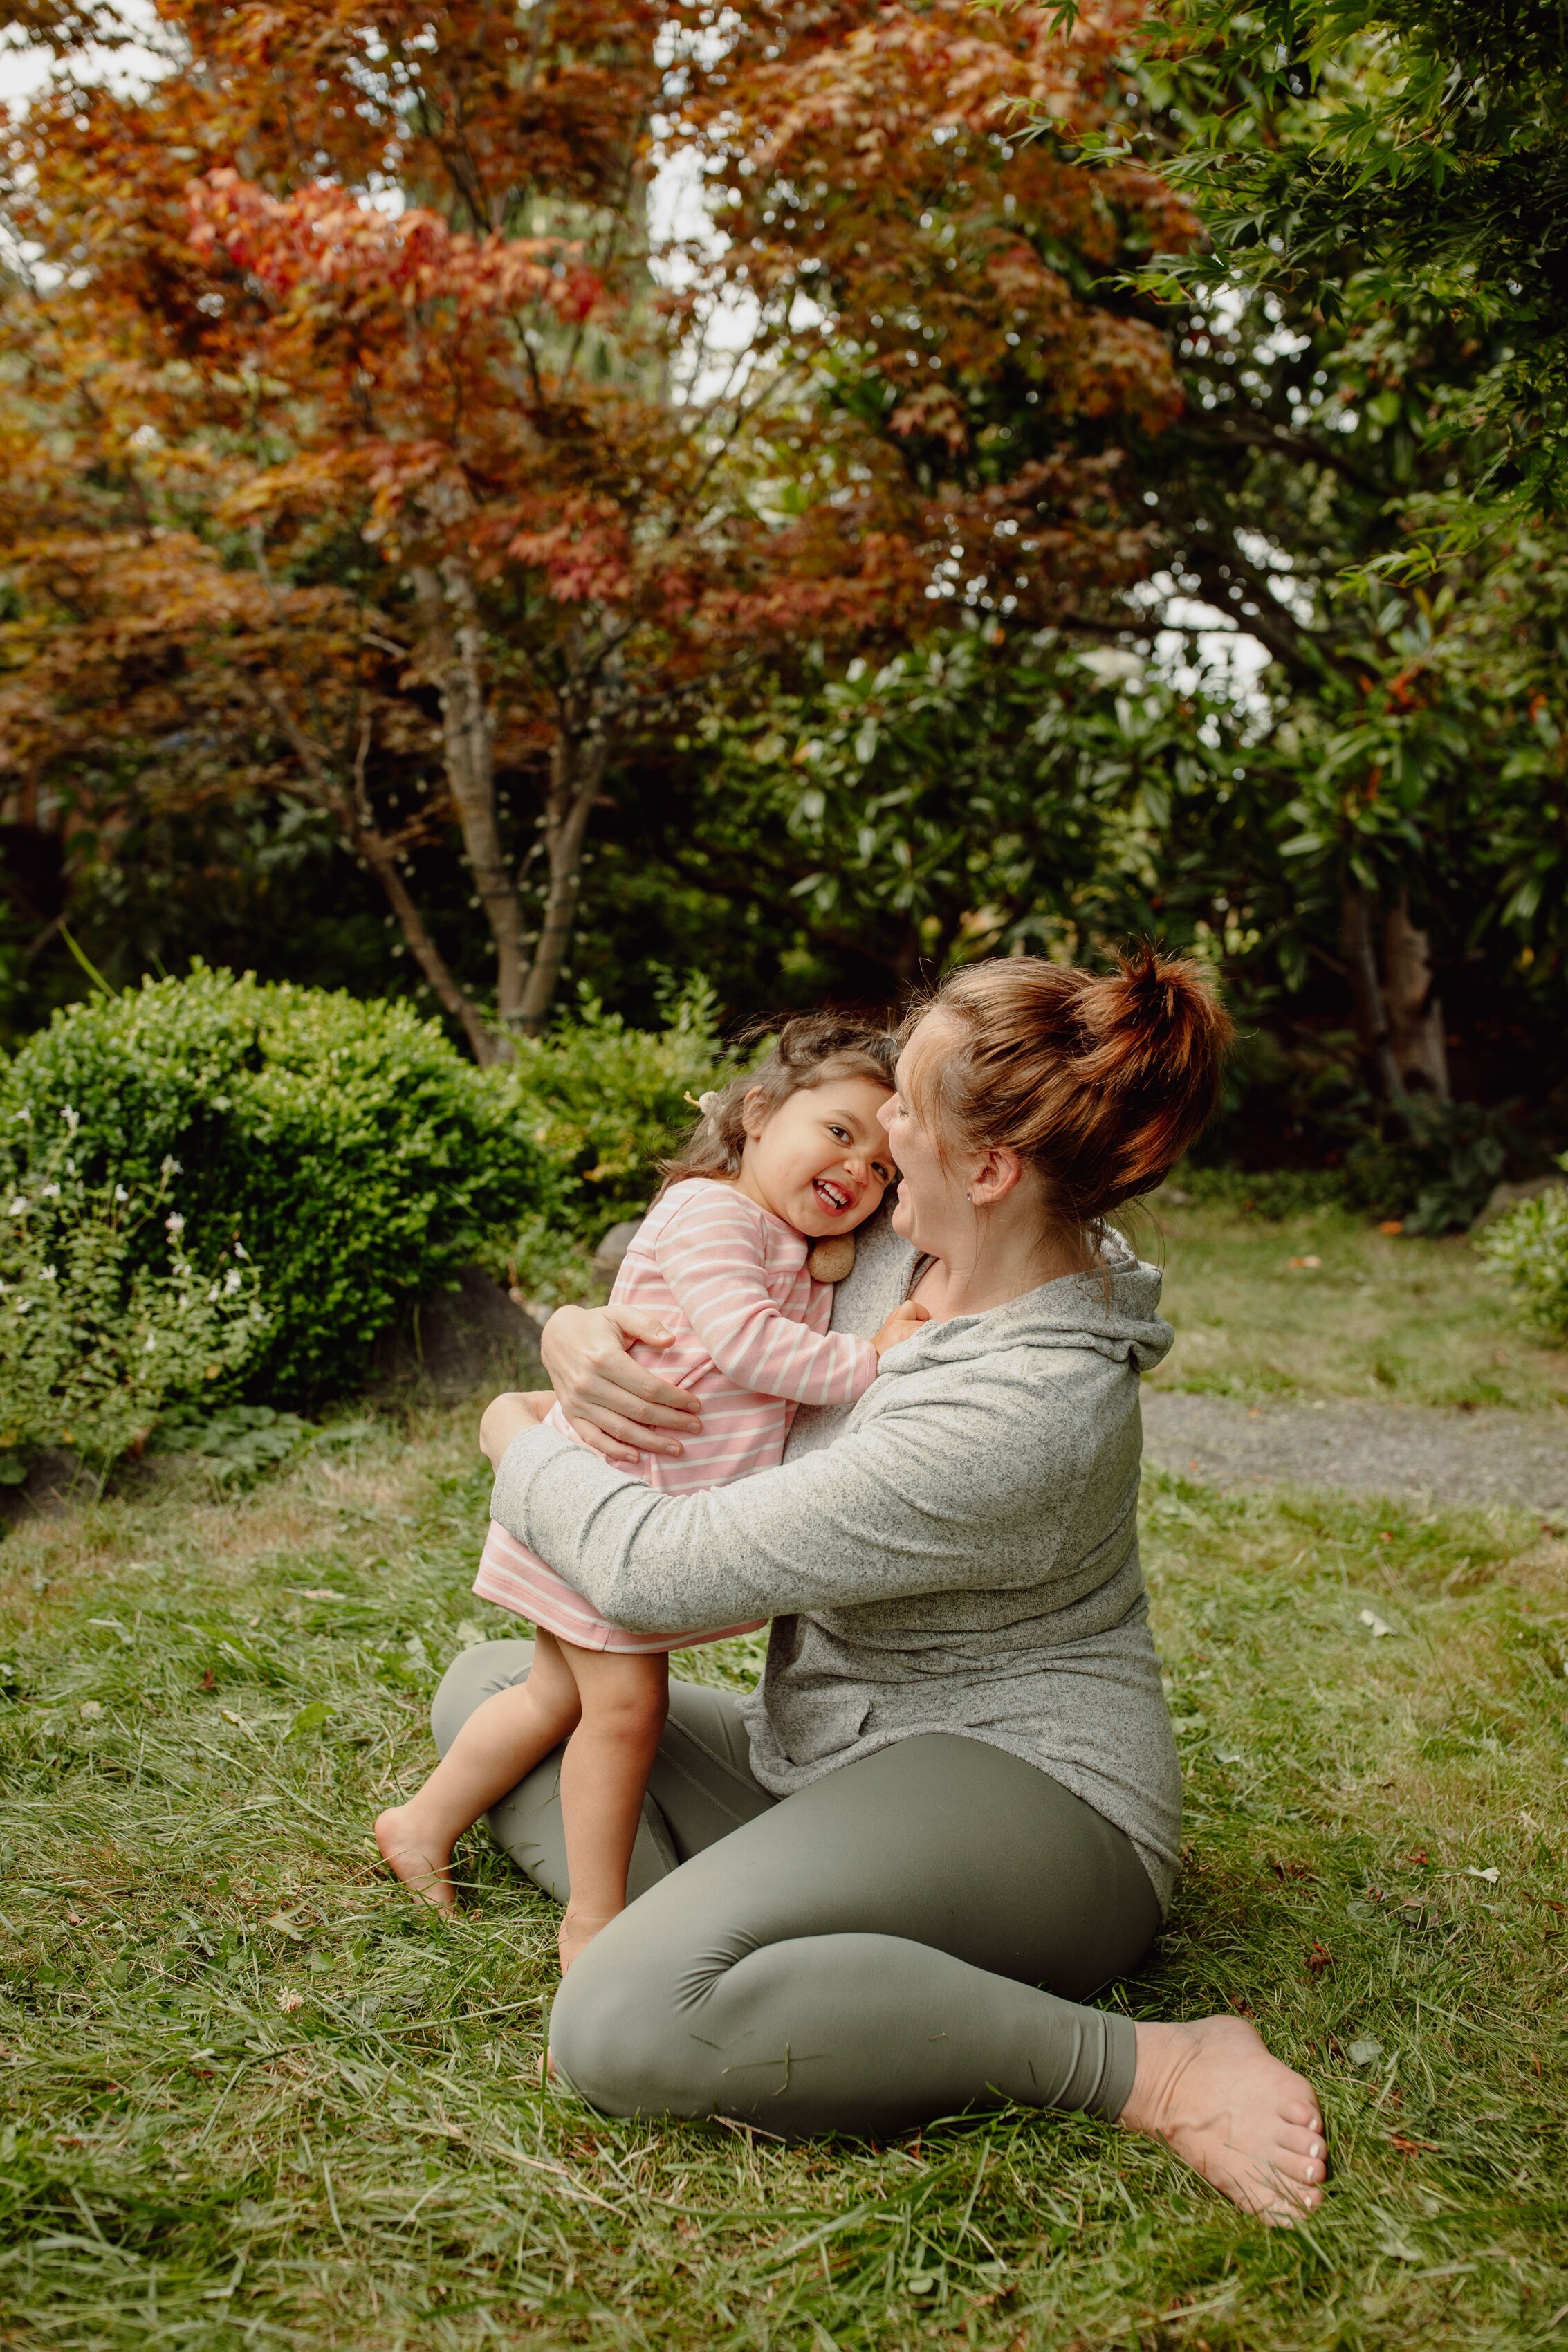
left=557, top=1904, right=620, bottom=1972
left=374, top=1805, right=456, bottom=1910
left=1120, top=2015, right=1327, bottom=2224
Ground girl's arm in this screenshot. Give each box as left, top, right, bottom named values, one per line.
left=658, top=1193, right=878, bottom=1405
left=488, top=1370, right=1087, bottom=1633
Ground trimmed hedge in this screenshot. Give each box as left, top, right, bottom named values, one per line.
left=3, top=968, right=548, bottom=1401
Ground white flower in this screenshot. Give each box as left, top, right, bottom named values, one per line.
left=160, top=1154, right=183, bottom=1177
left=207, top=1282, right=221, bottom=1302
left=40, top=1265, right=56, bottom=1281
left=165, top=1213, right=185, bottom=1235
left=177, top=1293, right=190, bottom=1310
left=7, top=1197, right=28, bottom=1216
left=224, top=1267, right=243, bottom=1294
left=40, top=1182, right=60, bottom=1200
left=143, top=1332, right=157, bottom=1352
left=114, top=1184, right=129, bottom=1203
left=63, top=1105, right=79, bottom=1134
left=13, top=1298, right=30, bottom=1315
left=233, top=1240, right=248, bottom=1261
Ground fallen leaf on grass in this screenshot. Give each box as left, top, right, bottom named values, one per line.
left=1358, top=1608, right=1393, bottom=1637
left=277, top=1989, right=304, bottom=2014
left=1348, top=2037, right=1383, bottom=2064
left=295, top=1588, right=346, bottom=1603
left=1390, top=2133, right=1439, bottom=2153
left=266, top=1911, right=308, bottom=1942
left=285, top=1700, right=331, bottom=1740
left=1465, top=1866, right=1501, bottom=1884
left=1307, top=1941, right=1334, bottom=1974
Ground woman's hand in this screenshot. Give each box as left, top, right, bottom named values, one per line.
left=539, top=1304, right=702, bottom=1464
left=479, top=1390, right=555, bottom=1470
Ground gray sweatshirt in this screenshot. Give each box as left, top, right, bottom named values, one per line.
left=492, top=1214, right=1182, bottom=1904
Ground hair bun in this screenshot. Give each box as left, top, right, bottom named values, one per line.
left=926, top=945, right=1235, bottom=1233
left=1080, top=948, right=1230, bottom=1091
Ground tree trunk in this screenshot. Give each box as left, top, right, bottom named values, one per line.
left=1383, top=890, right=1450, bottom=1099
left=413, top=557, right=532, bottom=1051
left=237, top=668, right=500, bottom=1064
left=1340, top=883, right=1403, bottom=1101
left=515, top=690, right=611, bottom=1036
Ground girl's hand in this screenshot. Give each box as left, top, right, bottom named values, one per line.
left=539, top=1304, right=702, bottom=1464
left=871, top=1299, right=932, bottom=1359
left=479, top=1390, right=554, bottom=1470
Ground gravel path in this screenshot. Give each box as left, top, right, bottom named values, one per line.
left=1142, top=1388, right=1568, bottom=1518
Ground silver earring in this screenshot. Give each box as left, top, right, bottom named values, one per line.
left=966, top=1190, right=973, bottom=1202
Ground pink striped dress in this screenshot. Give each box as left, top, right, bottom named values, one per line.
left=474, top=1179, right=880, bottom=1654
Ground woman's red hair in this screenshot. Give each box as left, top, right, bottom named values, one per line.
left=907, top=948, right=1234, bottom=1236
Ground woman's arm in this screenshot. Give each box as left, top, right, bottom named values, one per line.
left=489, top=1371, right=1085, bottom=1633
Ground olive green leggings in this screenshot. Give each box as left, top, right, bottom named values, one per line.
left=432, top=1641, right=1161, bottom=2138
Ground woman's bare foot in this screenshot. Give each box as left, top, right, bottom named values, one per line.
left=374, top=1805, right=456, bottom=1910
left=557, top=1904, right=620, bottom=1972
left=1120, top=2015, right=1327, bottom=2224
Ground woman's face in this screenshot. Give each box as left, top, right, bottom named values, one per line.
left=878, top=1015, right=972, bottom=1254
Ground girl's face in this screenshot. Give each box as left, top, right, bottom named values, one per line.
left=878, top=1014, right=973, bottom=1255
left=741, top=1075, right=896, bottom=1238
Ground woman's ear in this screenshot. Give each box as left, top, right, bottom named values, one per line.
left=740, top=1085, right=771, bottom=1140
left=968, top=1144, right=1027, bottom=1206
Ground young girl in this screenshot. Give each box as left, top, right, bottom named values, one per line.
left=375, top=1014, right=928, bottom=1966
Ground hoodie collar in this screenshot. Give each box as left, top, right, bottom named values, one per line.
left=892, top=1231, right=1173, bottom=1373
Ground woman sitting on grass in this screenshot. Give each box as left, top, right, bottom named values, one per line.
left=434, top=950, right=1329, bottom=2225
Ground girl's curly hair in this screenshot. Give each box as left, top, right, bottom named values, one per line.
left=658, top=1011, right=898, bottom=1195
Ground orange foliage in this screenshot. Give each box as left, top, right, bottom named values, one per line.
left=0, top=0, right=1192, bottom=1048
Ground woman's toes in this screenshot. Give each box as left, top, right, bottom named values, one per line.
left=1123, top=2016, right=1329, bottom=2225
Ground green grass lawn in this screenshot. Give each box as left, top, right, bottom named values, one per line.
left=1143, top=1195, right=1568, bottom=1412
left=3, top=1225, right=1567, bottom=2349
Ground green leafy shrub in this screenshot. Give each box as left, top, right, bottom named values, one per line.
left=0, top=1117, right=267, bottom=1479
left=499, top=982, right=743, bottom=1249
left=1477, top=1167, right=1568, bottom=1339
left=1166, top=1166, right=1354, bottom=1218
left=1345, top=1099, right=1519, bottom=1235
left=149, top=1404, right=375, bottom=1487
left=4, top=968, right=546, bottom=1401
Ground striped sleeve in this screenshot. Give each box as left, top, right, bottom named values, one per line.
left=654, top=1193, right=878, bottom=1406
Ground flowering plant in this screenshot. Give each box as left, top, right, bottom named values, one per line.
left=0, top=1105, right=269, bottom=1481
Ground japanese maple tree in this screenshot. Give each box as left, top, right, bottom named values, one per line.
left=0, top=0, right=1192, bottom=1052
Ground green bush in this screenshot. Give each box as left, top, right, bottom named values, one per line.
left=1167, top=1166, right=1355, bottom=1218
left=3, top=968, right=546, bottom=1401
left=1477, top=1167, right=1568, bottom=1339
left=499, top=982, right=743, bottom=1249
left=1344, top=1099, right=1518, bottom=1235
left=0, top=1117, right=267, bottom=1478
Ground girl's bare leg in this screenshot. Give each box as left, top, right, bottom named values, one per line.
left=556, top=1646, right=670, bottom=1969
left=376, top=1631, right=581, bottom=1908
